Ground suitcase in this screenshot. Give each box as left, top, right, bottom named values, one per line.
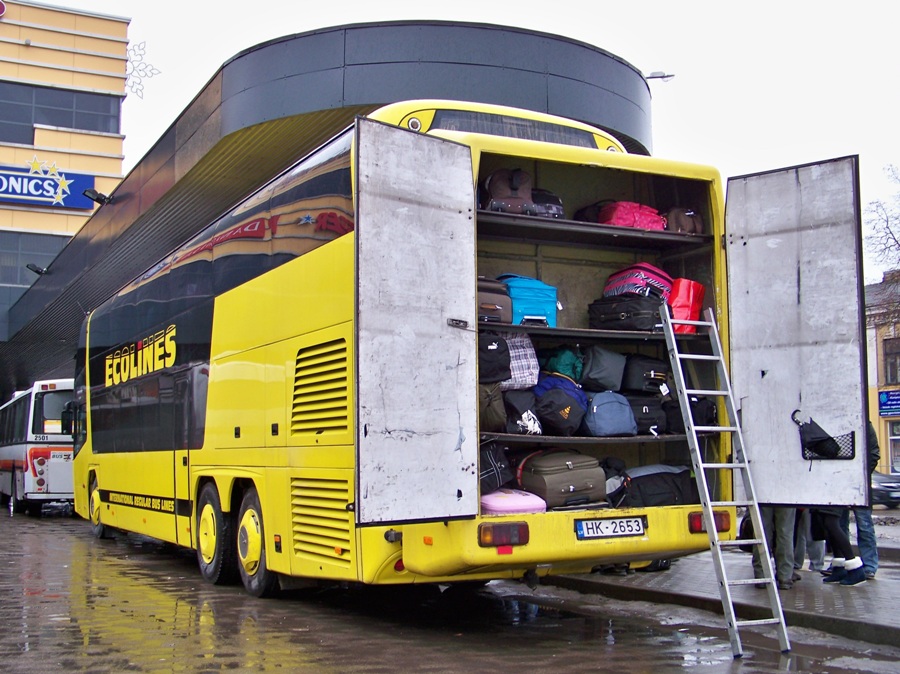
left=588, top=295, right=666, bottom=331
left=621, top=354, right=670, bottom=394
left=531, top=188, right=564, bottom=218
left=481, top=168, right=537, bottom=215
left=580, top=344, right=627, bottom=392
left=601, top=201, right=666, bottom=230
left=621, top=465, right=699, bottom=507
left=664, top=207, right=704, bottom=234
left=478, top=277, right=512, bottom=324
left=662, top=396, right=717, bottom=434
left=625, top=394, right=668, bottom=435
left=517, top=450, right=606, bottom=508
left=603, top=262, right=674, bottom=302
left=481, top=488, right=547, bottom=515
left=582, top=391, right=637, bottom=437
left=496, top=274, right=559, bottom=327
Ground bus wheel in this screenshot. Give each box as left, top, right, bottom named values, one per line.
left=25, top=501, right=43, bottom=517
left=237, top=487, right=279, bottom=598
left=196, top=482, right=238, bottom=585
left=89, top=475, right=111, bottom=539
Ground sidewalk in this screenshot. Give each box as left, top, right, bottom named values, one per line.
left=548, top=516, right=900, bottom=649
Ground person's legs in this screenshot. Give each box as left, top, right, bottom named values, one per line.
left=772, top=507, right=796, bottom=586
left=839, top=508, right=851, bottom=538
left=852, top=506, right=878, bottom=577
left=751, top=507, right=776, bottom=579
left=793, top=510, right=807, bottom=570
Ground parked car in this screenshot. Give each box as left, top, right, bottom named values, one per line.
left=872, top=471, right=900, bottom=509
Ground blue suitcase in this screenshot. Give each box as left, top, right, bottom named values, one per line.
left=497, top=274, right=560, bottom=327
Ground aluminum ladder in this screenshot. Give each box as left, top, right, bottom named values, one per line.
left=660, top=306, right=790, bottom=658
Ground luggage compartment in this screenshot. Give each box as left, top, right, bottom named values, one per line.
left=474, top=151, right=723, bottom=510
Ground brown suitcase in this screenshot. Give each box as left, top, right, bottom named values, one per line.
left=517, top=450, right=606, bottom=507
left=478, top=277, right=512, bottom=323
left=664, top=207, right=704, bottom=234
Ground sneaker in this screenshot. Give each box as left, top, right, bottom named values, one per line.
left=840, top=567, right=867, bottom=586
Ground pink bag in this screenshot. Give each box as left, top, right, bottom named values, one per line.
left=668, top=278, right=705, bottom=333
left=597, top=201, right=666, bottom=230
left=603, top=262, right=674, bottom=302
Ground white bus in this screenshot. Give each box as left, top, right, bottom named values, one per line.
left=0, top=378, right=75, bottom=515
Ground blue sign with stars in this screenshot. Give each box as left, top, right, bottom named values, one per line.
left=878, top=390, right=900, bottom=417
left=0, top=156, right=97, bottom=210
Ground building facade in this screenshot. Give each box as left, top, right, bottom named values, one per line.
left=867, top=270, right=900, bottom=472
left=0, top=0, right=127, bottom=339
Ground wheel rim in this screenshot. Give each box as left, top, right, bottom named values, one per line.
left=198, top=503, right=217, bottom=564
left=238, top=509, right=262, bottom=575
left=90, top=486, right=101, bottom=526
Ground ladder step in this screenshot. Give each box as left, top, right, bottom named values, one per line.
left=676, top=353, right=721, bottom=361
left=685, top=388, right=729, bottom=397
left=736, top=618, right=782, bottom=628
left=671, top=318, right=712, bottom=328
left=710, top=500, right=752, bottom=508
left=694, top=425, right=739, bottom=433
left=697, top=461, right=747, bottom=469
left=728, top=576, right=770, bottom=586
left=720, top=538, right=763, bottom=548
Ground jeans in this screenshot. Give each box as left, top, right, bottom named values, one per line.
left=840, top=507, right=878, bottom=575
left=752, top=506, right=796, bottom=583
left=794, top=508, right=825, bottom=570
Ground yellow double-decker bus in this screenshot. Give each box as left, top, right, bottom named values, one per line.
left=72, top=99, right=734, bottom=596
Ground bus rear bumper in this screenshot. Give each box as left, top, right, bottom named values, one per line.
left=400, top=507, right=725, bottom=577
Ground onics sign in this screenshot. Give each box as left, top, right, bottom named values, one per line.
left=0, top=156, right=98, bottom=210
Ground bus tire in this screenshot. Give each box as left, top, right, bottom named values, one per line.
left=25, top=501, right=43, bottom=517
left=196, top=482, right=238, bottom=585
left=237, top=487, right=279, bottom=598
left=89, top=475, right=111, bottom=539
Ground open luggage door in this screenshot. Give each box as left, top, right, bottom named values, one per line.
left=726, top=156, right=869, bottom=506
left=354, top=118, right=479, bottom=525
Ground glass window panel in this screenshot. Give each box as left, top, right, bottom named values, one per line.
left=35, top=107, right=73, bottom=127
left=75, top=92, right=119, bottom=114
left=0, top=121, right=33, bottom=144
left=74, top=111, right=117, bottom=134
left=0, top=82, right=33, bottom=103
left=34, top=87, right=73, bottom=108
left=0, top=101, right=32, bottom=123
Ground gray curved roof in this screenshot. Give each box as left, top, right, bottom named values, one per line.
left=0, top=21, right=652, bottom=400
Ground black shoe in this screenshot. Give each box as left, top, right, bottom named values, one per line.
left=777, top=581, right=793, bottom=590
left=840, top=567, right=867, bottom=586
left=791, top=571, right=801, bottom=582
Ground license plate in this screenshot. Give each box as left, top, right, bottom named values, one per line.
left=575, top=516, right=644, bottom=540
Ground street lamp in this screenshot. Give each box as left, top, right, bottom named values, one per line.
left=646, top=71, right=675, bottom=82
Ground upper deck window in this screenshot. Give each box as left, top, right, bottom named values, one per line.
left=431, top=110, right=597, bottom=149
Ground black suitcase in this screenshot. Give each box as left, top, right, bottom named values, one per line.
left=621, top=354, right=670, bottom=394
left=621, top=465, right=700, bottom=507
left=588, top=295, right=666, bottom=331
left=625, top=394, right=667, bottom=435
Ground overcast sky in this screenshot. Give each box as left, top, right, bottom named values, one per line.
left=42, top=0, right=900, bottom=281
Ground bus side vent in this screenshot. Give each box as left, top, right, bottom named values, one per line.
left=292, top=339, right=349, bottom=436
left=291, top=476, right=353, bottom=567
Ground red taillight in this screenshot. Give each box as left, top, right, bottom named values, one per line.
left=478, top=522, right=529, bottom=547
left=394, top=559, right=405, bottom=572
left=688, top=510, right=731, bottom=534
